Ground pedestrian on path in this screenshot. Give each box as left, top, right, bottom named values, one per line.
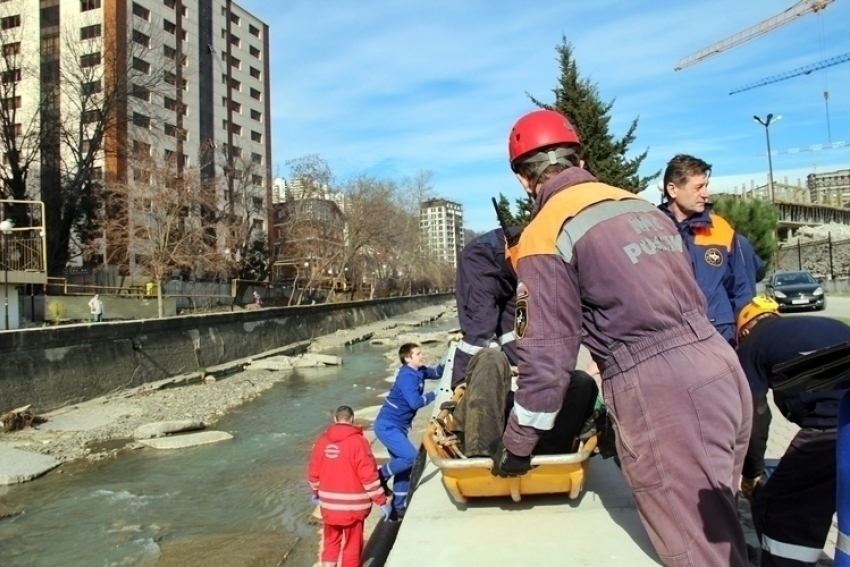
left=374, top=343, right=443, bottom=518
left=88, top=294, right=103, bottom=323
left=493, top=109, right=752, bottom=566
left=307, top=405, right=390, bottom=567
left=736, top=299, right=847, bottom=566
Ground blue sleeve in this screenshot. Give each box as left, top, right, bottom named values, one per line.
left=725, top=235, right=755, bottom=317
left=400, top=369, right=434, bottom=410
left=423, top=364, right=444, bottom=380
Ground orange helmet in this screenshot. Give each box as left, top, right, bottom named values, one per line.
left=508, top=110, right=581, bottom=167
left=737, top=297, right=780, bottom=337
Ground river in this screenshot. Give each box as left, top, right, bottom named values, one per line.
left=0, top=318, right=456, bottom=567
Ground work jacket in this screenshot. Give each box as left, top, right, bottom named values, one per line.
left=307, top=422, right=387, bottom=525
left=375, top=363, right=443, bottom=430
left=504, top=168, right=709, bottom=457
left=737, top=315, right=849, bottom=478
left=658, top=203, right=753, bottom=343
left=453, top=227, right=521, bottom=388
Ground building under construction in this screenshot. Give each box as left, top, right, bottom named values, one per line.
left=808, top=169, right=850, bottom=206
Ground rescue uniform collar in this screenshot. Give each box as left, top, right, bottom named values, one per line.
left=533, top=167, right=597, bottom=217
left=658, top=202, right=715, bottom=231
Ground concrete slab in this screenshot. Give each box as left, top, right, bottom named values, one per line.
left=138, top=431, right=233, bottom=449
left=37, top=413, right=118, bottom=432
left=0, top=444, right=60, bottom=485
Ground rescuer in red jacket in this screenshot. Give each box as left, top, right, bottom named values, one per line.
left=307, top=405, right=391, bottom=567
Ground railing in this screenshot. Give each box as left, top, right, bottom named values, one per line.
left=0, top=237, right=44, bottom=272
left=775, top=234, right=850, bottom=279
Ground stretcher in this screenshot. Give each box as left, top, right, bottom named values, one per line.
left=421, top=342, right=598, bottom=504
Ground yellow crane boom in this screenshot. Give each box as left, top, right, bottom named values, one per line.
left=674, top=0, right=834, bottom=71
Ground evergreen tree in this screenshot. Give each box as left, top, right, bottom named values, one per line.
left=711, top=195, right=779, bottom=270
left=528, top=38, right=658, bottom=194
left=493, top=194, right=532, bottom=228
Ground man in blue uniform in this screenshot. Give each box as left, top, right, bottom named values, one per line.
left=659, top=154, right=753, bottom=344
left=374, top=343, right=443, bottom=518
left=736, top=299, right=848, bottom=566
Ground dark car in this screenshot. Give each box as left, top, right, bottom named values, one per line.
left=765, top=270, right=826, bottom=312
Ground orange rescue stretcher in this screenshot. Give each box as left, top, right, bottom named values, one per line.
left=421, top=344, right=598, bottom=504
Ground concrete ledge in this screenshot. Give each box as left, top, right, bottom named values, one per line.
left=138, top=430, right=233, bottom=449
left=0, top=445, right=60, bottom=485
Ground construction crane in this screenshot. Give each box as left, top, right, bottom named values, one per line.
left=730, top=51, right=850, bottom=94
left=674, top=0, right=834, bottom=71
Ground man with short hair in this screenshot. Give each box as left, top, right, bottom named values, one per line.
left=659, top=154, right=753, bottom=344
left=736, top=299, right=847, bottom=567
left=308, top=405, right=390, bottom=567
left=88, top=294, right=103, bottom=323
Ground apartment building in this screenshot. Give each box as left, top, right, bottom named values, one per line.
left=0, top=0, right=272, bottom=270
left=419, top=198, right=462, bottom=268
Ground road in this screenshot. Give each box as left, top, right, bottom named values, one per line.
left=786, top=294, right=850, bottom=320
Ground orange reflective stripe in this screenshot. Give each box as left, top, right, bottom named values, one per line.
left=693, top=213, right=734, bottom=250
left=515, top=182, right=641, bottom=261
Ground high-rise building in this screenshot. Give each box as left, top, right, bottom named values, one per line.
left=0, top=0, right=272, bottom=269
left=419, top=198, right=462, bottom=268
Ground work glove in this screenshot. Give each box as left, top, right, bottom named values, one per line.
left=740, top=476, right=761, bottom=501
left=440, top=400, right=457, bottom=412
left=488, top=438, right=532, bottom=477
left=310, top=494, right=320, bottom=506
left=425, top=391, right=436, bottom=405
left=380, top=504, right=393, bottom=521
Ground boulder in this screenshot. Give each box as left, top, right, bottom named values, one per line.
left=133, top=420, right=205, bottom=440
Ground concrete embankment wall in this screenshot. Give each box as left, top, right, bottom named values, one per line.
left=0, top=295, right=451, bottom=414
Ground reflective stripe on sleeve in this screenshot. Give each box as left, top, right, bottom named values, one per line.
left=838, top=531, right=850, bottom=556
left=760, top=534, right=823, bottom=563
left=457, top=340, right=484, bottom=355
left=513, top=400, right=557, bottom=430
left=497, top=331, right=515, bottom=345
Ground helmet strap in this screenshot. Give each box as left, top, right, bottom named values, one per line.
left=521, top=147, right=576, bottom=189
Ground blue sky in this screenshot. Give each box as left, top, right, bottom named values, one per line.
left=240, top=0, right=850, bottom=232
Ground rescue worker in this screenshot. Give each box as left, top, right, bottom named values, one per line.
left=736, top=299, right=847, bottom=567
left=490, top=109, right=752, bottom=567
left=452, top=229, right=599, bottom=456
left=659, top=154, right=754, bottom=344
left=374, top=343, right=443, bottom=519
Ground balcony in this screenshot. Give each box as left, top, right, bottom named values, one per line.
left=0, top=235, right=47, bottom=285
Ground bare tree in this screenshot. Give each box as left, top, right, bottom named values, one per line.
left=93, top=154, right=220, bottom=317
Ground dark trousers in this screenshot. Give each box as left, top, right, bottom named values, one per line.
left=453, top=349, right=597, bottom=457
left=752, top=428, right=836, bottom=567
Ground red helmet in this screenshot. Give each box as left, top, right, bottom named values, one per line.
left=508, top=110, right=581, bottom=165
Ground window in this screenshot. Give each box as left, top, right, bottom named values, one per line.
left=164, top=0, right=175, bottom=7
left=251, top=131, right=261, bottom=143
left=1, top=69, right=20, bottom=84
left=250, top=109, right=261, bottom=121
left=164, top=97, right=186, bottom=115
left=1, top=15, right=21, bottom=30
left=82, top=80, right=101, bottom=95
left=3, top=96, right=21, bottom=110
left=220, top=28, right=226, bottom=39
left=2, top=43, right=20, bottom=57
left=132, top=57, right=150, bottom=74
left=230, top=12, right=240, bottom=25
left=132, top=2, right=150, bottom=20
left=252, top=219, right=264, bottom=231
left=251, top=152, right=262, bottom=165
left=133, top=140, right=151, bottom=156
left=229, top=34, right=240, bottom=47
left=91, top=167, right=102, bottom=180
left=249, top=24, right=260, bottom=38
left=132, top=29, right=150, bottom=47
left=4, top=123, right=22, bottom=138
left=163, top=45, right=176, bottom=59
left=163, top=19, right=176, bottom=34
left=230, top=146, right=242, bottom=159
left=164, top=123, right=185, bottom=139
left=229, top=56, right=240, bottom=69
left=249, top=88, right=261, bottom=101
left=81, top=138, right=98, bottom=155
left=133, top=168, right=151, bottom=183
left=80, top=24, right=101, bottom=40
left=221, top=6, right=226, bottom=16
left=41, top=34, right=59, bottom=56
left=82, top=109, right=100, bottom=123
left=81, top=0, right=101, bottom=11
left=80, top=52, right=101, bottom=68
left=230, top=78, right=241, bottom=91
left=229, top=100, right=241, bottom=113
left=252, top=175, right=263, bottom=186
left=229, top=123, right=241, bottom=136
left=249, top=45, right=260, bottom=59
left=131, top=84, right=150, bottom=101
left=132, top=112, right=150, bottom=129
left=249, top=67, right=261, bottom=80
left=41, top=6, right=59, bottom=26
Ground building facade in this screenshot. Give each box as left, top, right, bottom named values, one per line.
left=0, top=0, right=272, bottom=272
left=419, top=198, right=462, bottom=268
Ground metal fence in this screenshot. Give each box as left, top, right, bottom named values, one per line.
left=775, top=234, right=850, bottom=278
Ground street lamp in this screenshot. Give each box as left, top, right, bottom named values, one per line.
left=753, top=114, right=782, bottom=202
left=0, top=219, right=13, bottom=330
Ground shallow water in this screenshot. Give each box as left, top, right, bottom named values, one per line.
left=0, top=319, right=455, bottom=567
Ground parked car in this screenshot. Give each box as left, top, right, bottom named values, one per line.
left=765, top=270, right=825, bottom=311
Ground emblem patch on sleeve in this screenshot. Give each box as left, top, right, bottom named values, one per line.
left=517, top=281, right=528, bottom=299
left=704, top=248, right=723, bottom=267
left=515, top=298, right=529, bottom=339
